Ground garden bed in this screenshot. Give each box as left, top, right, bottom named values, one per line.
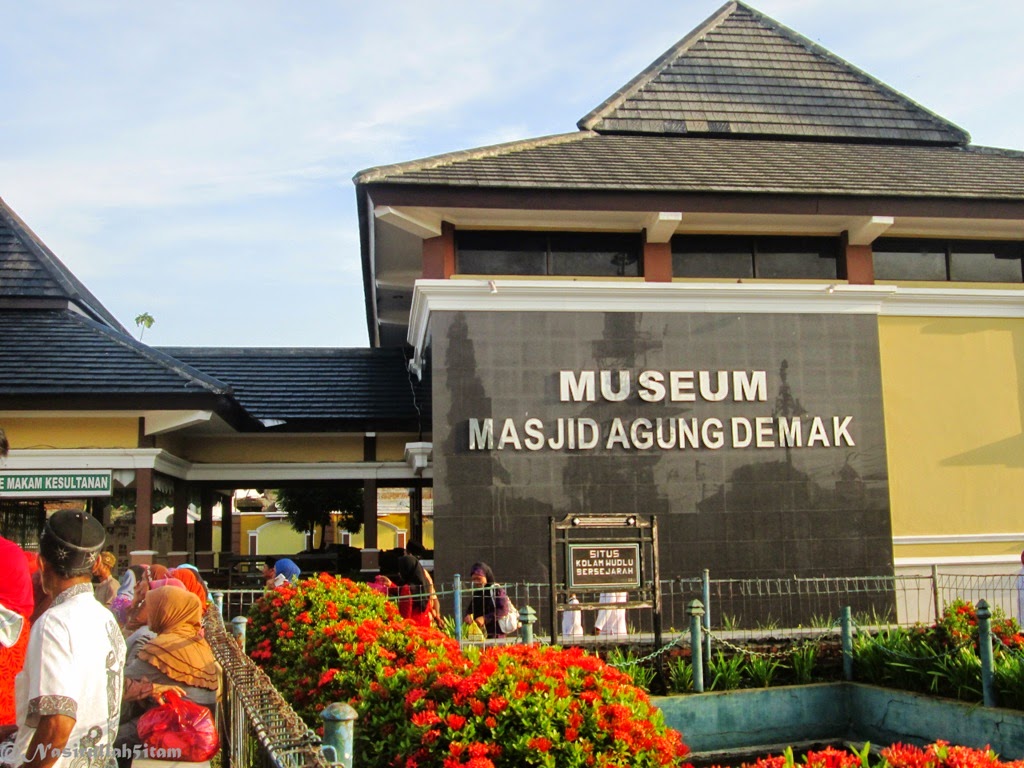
left=653, top=683, right=1024, bottom=760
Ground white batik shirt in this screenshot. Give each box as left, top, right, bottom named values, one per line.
left=11, top=583, right=127, bottom=768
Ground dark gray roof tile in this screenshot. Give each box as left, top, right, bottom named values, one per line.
left=0, top=310, right=230, bottom=399
left=577, top=2, right=968, bottom=145
left=357, top=133, right=1024, bottom=199
left=0, top=198, right=125, bottom=332
left=160, top=347, right=431, bottom=431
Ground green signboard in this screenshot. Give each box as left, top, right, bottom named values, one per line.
left=0, top=471, right=113, bottom=498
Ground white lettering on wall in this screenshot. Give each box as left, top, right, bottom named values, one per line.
left=471, top=368, right=857, bottom=453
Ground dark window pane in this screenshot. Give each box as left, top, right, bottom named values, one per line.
left=950, top=243, right=1022, bottom=283
left=548, top=233, right=640, bottom=276
left=756, top=237, right=837, bottom=279
left=672, top=235, right=754, bottom=278
left=673, top=251, right=753, bottom=278
left=456, top=231, right=546, bottom=275
left=873, top=250, right=947, bottom=280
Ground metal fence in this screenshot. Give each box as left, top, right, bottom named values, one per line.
left=204, top=600, right=332, bottom=768
left=213, top=568, right=1024, bottom=646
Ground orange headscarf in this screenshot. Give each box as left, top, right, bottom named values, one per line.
left=137, top=587, right=218, bottom=690
left=168, top=568, right=207, bottom=605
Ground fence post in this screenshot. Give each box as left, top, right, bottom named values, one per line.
left=931, top=564, right=941, bottom=624
left=841, top=606, right=853, bottom=681
left=520, top=605, right=537, bottom=644
left=212, top=591, right=225, bottom=618
left=702, top=569, right=712, bottom=667
left=686, top=599, right=705, bottom=693
left=321, top=702, right=358, bottom=768
left=976, top=599, right=996, bottom=707
left=453, top=573, right=463, bottom=643
left=231, top=616, right=248, bottom=650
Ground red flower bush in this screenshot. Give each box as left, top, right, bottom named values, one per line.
left=711, top=742, right=1024, bottom=768
left=247, top=575, right=691, bottom=768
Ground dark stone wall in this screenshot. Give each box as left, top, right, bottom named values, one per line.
left=430, top=311, right=892, bottom=600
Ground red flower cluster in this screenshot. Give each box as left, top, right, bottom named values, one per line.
left=712, top=742, right=1024, bottom=768
left=247, top=574, right=691, bottom=768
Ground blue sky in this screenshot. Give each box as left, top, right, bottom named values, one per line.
left=2, top=1, right=1021, bottom=348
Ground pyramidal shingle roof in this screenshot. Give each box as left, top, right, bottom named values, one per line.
left=578, top=1, right=969, bottom=145
left=0, top=197, right=126, bottom=332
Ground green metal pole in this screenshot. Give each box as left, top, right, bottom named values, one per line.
left=687, top=599, right=705, bottom=693
left=702, top=569, right=712, bottom=669
left=841, top=606, right=853, bottom=681
left=977, top=599, right=996, bottom=707
left=230, top=616, right=248, bottom=651
left=453, top=573, right=463, bottom=644
left=321, top=702, right=358, bottom=768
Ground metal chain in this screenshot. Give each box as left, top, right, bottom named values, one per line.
left=703, top=619, right=841, bottom=660
left=993, top=634, right=1024, bottom=663
left=606, top=633, right=690, bottom=668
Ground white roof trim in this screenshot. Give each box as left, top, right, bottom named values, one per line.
left=408, top=279, right=1024, bottom=375
left=1, top=449, right=429, bottom=483
left=894, top=533, right=1024, bottom=546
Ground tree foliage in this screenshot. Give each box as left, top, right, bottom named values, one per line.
left=274, top=485, right=363, bottom=549
left=134, top=312, right=155, bottom=340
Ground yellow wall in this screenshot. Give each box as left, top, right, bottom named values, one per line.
left=163, top=435, right=365, bottom=463
left=3, top=417, right=139, bottom=449
left=879, top=316, right=1024, bottom=551
left=237, top=516, right=306, bottom=556
left=377, top=434, right=425, bottom=461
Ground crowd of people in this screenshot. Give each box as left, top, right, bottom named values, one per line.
left=0, top=508, right=654, bottom=768
left=0, top=511, right=218, bottom=768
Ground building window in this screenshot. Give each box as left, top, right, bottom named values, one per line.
left=456, top=231, right=641, bottom=277
left=672, top=236, right=838, bottom=279
left=873, top=239, right=1024, bottom=283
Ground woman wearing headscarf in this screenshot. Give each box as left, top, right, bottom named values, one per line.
left=93, top=551, right=119, bottom=607
left=117, top=586, right=219, bottom=757
left=168, top=567, right=208, bottom=606
left=271, top=559, right=301, bottom=587
left=111, top=566, right=147, bottom=627
left=464, top=561, right=510, bottom=639
left=122, top=564, right=167, bottom=638
left=394, top=554, right=440, bottom=627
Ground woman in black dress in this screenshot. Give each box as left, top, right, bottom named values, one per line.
left=465, top=561, right=509, bottom=638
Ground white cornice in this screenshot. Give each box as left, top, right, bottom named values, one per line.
left=3, top=449, right=166, bottom=471
left=408, top=279, right=1024, bottom=373
left=894, top=533, right=1024, bottom=546
left=1, top=450, right=430, bottom=483
left=185, top=461, right=430, bottom=483
left=895, top=555, right=1021, bottom=567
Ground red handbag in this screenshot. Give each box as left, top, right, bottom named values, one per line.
left=137, top=690, right=219, bottom=762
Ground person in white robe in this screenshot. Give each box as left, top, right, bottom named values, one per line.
left=593, top=592, right=628, bottom=637
left=10, top=510, right=126, bottom=768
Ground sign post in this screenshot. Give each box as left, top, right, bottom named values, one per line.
left=549, top=514, right=661, bottom=648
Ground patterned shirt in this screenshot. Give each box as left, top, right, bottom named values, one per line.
left=13, top=583, right=126, bottom=768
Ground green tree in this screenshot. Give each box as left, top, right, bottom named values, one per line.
left=274, top=485, right=363, bottom=550
left=134, top=312, right=155, bottom=340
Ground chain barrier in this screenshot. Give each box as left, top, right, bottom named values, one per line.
left=604, top=632, right=690, bottom=669
left=849, top=618, right=975, bottom=662
left=993, top=634, right=1024, bottom=663
left=703, top=618, right=842, bottom=660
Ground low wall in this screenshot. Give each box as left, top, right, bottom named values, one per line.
left=653, top=683, right=1024, bottom=760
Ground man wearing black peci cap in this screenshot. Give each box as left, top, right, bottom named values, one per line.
left=9, top=510, right=126, bottom=768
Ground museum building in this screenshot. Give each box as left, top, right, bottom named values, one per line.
left=2, top=2, right=1024, bottom=603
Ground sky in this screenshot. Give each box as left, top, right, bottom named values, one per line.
left=1, top=1, right=1021, bottom=349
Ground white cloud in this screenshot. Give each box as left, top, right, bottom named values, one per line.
left=1, top=0, right=1022, bottom=347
